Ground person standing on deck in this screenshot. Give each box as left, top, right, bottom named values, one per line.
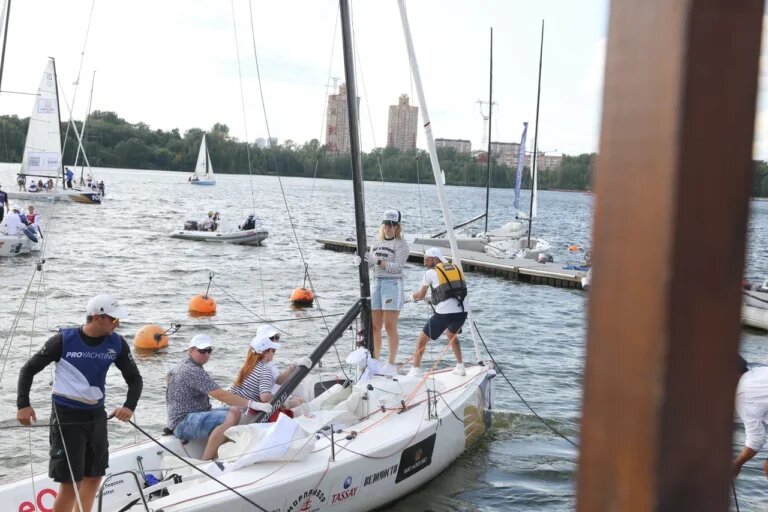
left=65, top=167, right=74, bottom=189
left=0, top=183, right=8, bottom=223
left=364, top=209, right=410, bottom=368
left=16, top=295, right=143, bottom=512
left=733, top=355, right=768, bottom=478
left=406, top=247, right=469, bottom=377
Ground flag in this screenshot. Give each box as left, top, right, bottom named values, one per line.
left=513, top=122, right=528, bottom=212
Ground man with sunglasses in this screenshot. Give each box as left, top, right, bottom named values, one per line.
left=16, top=294, right=143, bottom=512
left=166, top=334, right=271, bottom=460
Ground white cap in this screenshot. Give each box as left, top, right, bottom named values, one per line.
left=250, top=336, right=281, bottom=354
left=382, top=209, right=401, bottom=225
left=189, top=334, right=214, bottom=350
left=424, top=247, right=448, bottom=263
left=86, top=294, right=129, bottom=319
left=256, top=324, right=279, bottom=340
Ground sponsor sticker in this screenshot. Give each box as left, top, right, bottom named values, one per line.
left=363, top=463, right=398, bottom=487
left=395, top=433, right=436, bottom=483
left=286, top=488, right=327, bottom=512
left=330, top=476, right=358, bottom=505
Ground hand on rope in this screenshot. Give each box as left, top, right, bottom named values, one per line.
left=403, top=292, right=416, bottom=304
left=292, top=356, right=313, bottom=369
left=111, top=406, right=134, bottom=422
left=352, top=254, right=362, bottom=267
left=248, top=400, right=272, bottom=414
left=16, top=406, right=36, bottom=426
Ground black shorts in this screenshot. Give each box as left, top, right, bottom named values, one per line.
left=423, top=312, right=468, bottom=340
left=49, top=405, right=109, bottom=483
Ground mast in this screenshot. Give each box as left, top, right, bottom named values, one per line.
left=339, top=0, right=372, bottom=352
left=78, top=70, right=96, bottom=185
left=398, top=0, right=481, bottom=362
left=51, top=57, right=65, bottom=187
left=0, top=0, right=11, bottom=97
left=483, top=27, right=493, bottom=233
left=527, top=20, right=544, bottom=247
left=205, top=135, right=209, bottom=176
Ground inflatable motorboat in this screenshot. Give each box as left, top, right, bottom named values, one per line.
left=170, top=216, right=268, bottom=245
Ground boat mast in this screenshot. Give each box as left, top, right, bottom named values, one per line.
left=339, top=0, right=372, bottom=352
left=77, top=70, right=96, bottom=185
left=483, top=27, right=493, bottom=233
left=205, top=135, right=209, bottom=177
left=0, top=0, right=11, bottom=98
left=51, top=57, right=65, bottom=187
left=526, top=20, right=544, bottom=247
left=397, top=0, right=481, bottom=362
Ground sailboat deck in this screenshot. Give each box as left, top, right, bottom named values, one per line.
left=318, top=238, right=585, bottom=289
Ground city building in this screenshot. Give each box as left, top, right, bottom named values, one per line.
left=490, top=141, right=521, bottom=167
left=386, top=94, right=418, bottom=151
left=525, top=152, right=562, bottom=171
left=325, top=83, right=359, bottom=155
left=435, top=138, right=472, bottom=153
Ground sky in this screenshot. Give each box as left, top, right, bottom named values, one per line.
left=3, top=0, right=765, bottom=160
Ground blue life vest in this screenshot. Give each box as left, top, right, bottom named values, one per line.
left=52, top=328, right=121, bottom=409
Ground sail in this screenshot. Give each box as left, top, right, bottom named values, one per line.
left=513, top=122, right=528, bottom=213
left=20, top=59, right=61, bottom=178
left=205, top=148, right=215, bottom=178
left=194, top=134, right=209, bottom=178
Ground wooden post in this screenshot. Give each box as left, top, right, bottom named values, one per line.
left=578, top=1, right=763, bottom=511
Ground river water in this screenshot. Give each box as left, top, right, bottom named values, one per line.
left=0, top=166, right=767, bottom=511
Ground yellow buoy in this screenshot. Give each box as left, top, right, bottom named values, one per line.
left=134, top=324, right=169, bottom=350
left=189, top=294, right=216, bottom=316
left=290, top=287, right=315, bottom=307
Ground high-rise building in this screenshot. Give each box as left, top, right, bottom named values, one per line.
left=386, top=94, right=418, bottom=151
left=325, top=83, right=359, bottom=155
left=490, top=141, right=521, bottom=167
left=435, top=138, right=472, bottom=153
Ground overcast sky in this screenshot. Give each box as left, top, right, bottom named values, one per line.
left=2, top=1, right=767, bottom=159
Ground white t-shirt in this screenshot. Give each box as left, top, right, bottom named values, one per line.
left=736, top=366, right=768, bottom=451
left=3, top=213, right=25, bottom=235
left=422, top=267, right=470, bottom=315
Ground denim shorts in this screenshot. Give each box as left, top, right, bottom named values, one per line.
left=173, top=407, right=229, bottom=440
left=371, top=277, right=404, bottom=311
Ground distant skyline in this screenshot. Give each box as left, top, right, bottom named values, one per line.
left=1, top=2, right=768, bottom=159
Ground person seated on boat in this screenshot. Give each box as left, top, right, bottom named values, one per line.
left=46, top=178, right=54, bottom=190
left=0, top=182, right=7, bottom=223
left=200, top=211, right=215, bottom=231
left=16, top=174, right=26, bottom=191
left=4, top=207, right=38, bottom=242
left=230, top=327, right=311, bottom=423
left=211, top=211, right=221, bottom=231
left=733, top=355, right=768, bottom=479
left=406, top=247, right=469, bottom=377
left=26, top=205, right=38, bottom=225
left=364, top=209, right=410, bottom=367
left=36, top=179, right=44, bottom=191
left=65, top=167, right=74, bottom=189
left=86, top=173, right=92, bottom=186
left=239, top=213, right=257, bottom=231
left=165, top=335, right=271, bottom=460
left=16, top=294, right=142, bottom=512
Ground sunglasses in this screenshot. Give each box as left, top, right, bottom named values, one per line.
left=270, top=335, right=280, bottom=341
left=196, top=347, right=214, bottom=354
left=267, top=348, right=277, bottom=353
left=103, top=314, right=119, bottom=324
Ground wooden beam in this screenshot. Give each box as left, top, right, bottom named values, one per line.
left=578, top=1, right=763, bottom=511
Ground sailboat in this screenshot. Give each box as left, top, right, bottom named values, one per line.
left=413, top=25, right=551, bottom=260
left=0, top=2, right=494, bottom=510
left=6, top=59, right=101, bottom=205
left=188, top=134, right=216, bottom=185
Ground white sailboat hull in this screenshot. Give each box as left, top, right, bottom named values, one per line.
left=0, top=233, right=37, bottom=256
left=189, top=179, right=215, bottom=186
left=169, top=228, right=269, bottom=245
left=414, top=234, right=550, bottom=259
left=742, top=290, right=768, bottom=331
left=0, top=366, right=494, bottom=512
left=7, top=188, right=101, bottom=205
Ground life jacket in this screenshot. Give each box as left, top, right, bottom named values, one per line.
left=52, top=328, right=121, bottom=410
left=430, top=263, right=467, bottom=310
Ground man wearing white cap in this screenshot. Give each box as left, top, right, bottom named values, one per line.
left=407, top=247, right=469, bottom=376
left=166, top=334, right=271, bottom=460
left=16, top=294, right=143, bottom=512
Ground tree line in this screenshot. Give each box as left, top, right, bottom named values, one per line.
left=2, top=111, right=768, bottom=196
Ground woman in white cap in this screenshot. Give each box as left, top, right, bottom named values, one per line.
left=364, top=209, right=410, bottom=367
left=230, top=326, right=311, bottom=416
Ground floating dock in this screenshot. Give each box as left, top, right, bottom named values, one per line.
left=318, top=238, right=586, bottom=289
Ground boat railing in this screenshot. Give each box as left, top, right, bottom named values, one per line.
left=97, top=469, right=149, bottom=512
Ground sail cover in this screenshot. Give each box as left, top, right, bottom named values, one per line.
left=513, top=122, right=528, bottom=213
left=20, top=59, right=61, bottom=177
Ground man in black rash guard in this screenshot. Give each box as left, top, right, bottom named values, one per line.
left=16, top=294, right=143, bottom=512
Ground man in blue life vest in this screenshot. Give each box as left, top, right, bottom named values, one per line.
left=16, top=294, right=143, bottom=512
left=65, top=167, right=74, bottom=189
left=0, top=182, right=8, bottom=223
left=406, top=247, right=469, bottom=377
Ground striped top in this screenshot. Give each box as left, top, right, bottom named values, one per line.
left=369, top=237, right=410, bottom=279
left=230, top=361, right=274, bottom=401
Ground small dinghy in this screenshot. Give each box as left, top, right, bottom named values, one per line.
left=188, top=134, right=216, bottom=185
left=742, top=283, right=768, bottom=331
left=170, top=215, right=268, bottom=245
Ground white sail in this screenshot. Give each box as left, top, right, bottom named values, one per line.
left=20, top=59, right=61, bottom=178
left=194, top=134, right=211, bottom=179
left=205, top=148, right=215, bottom=178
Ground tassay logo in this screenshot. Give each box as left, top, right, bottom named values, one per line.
left=331, top=476, right=357, bottom=505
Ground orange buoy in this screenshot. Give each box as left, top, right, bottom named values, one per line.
left=134, top=324, right=169, bottom=350
left=189, top=294, right=217, bottom=316
left=290, top=287, right=315, bottom=307
left=568, top=245, right=580, bottom=252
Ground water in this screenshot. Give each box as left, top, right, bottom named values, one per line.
left=0, top=166, right=765, bottom=511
